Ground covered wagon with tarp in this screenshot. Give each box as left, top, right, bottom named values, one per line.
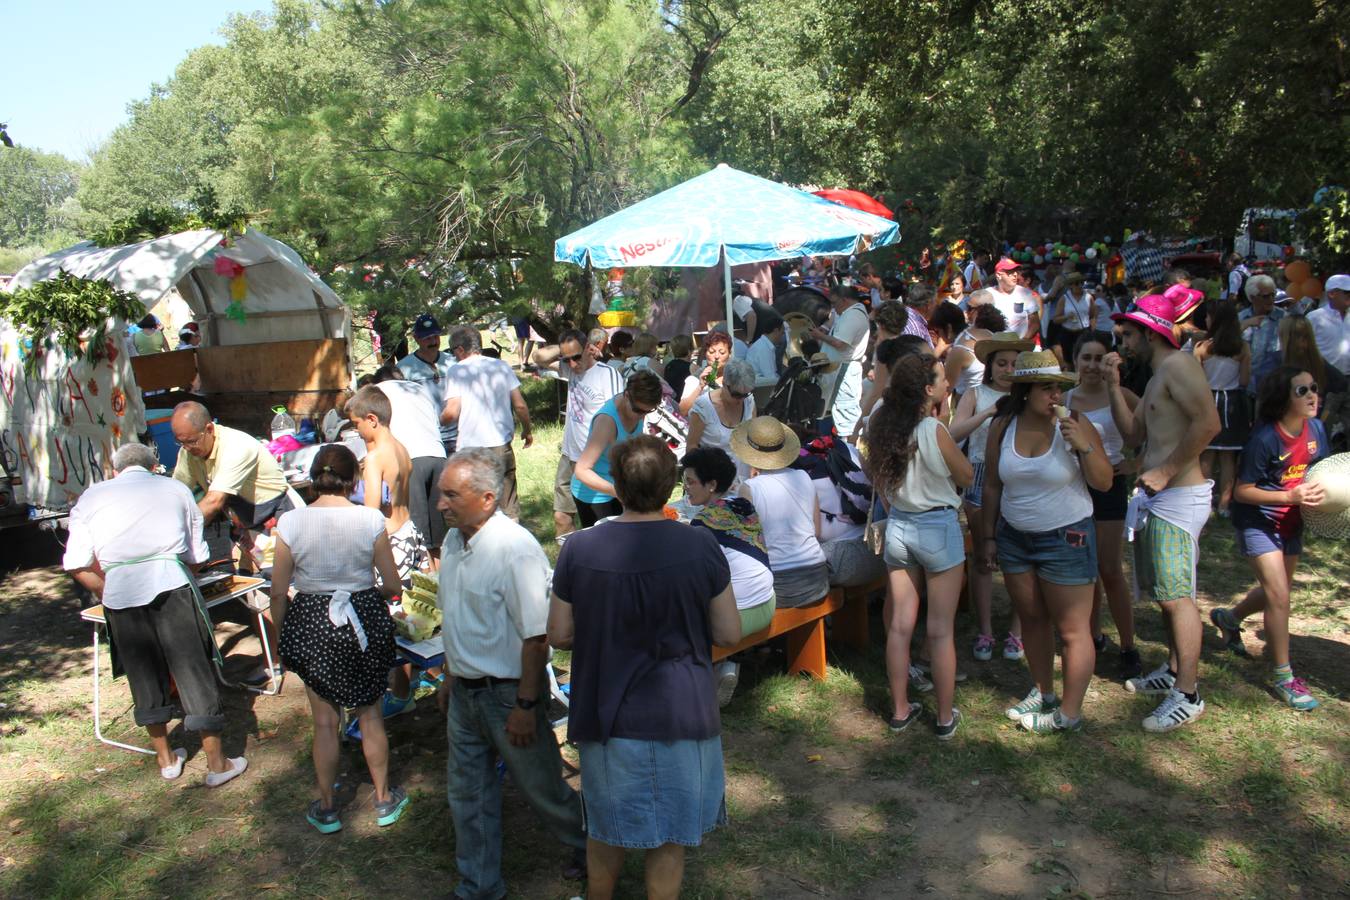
left=0, top=228, right=352, bottom=520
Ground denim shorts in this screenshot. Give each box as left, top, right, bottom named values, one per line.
left=578, top=736, right=727, bottom=849
left=1235, top=524, right=1302, bottom=557
left=995, top=515, right=1098, bottom=585
left=962, top=462, right=986, bottom=507
left=883, top=506, right=965, bottom=573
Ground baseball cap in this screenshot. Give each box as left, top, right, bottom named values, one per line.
left=1327, top=274, right=1350, bottom=293
left=994, top=257, right=1020, bottom=274
left=412, top=313, right=443, bottom=338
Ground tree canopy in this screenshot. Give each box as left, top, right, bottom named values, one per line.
left=65, top=0, right=1349, bottom=324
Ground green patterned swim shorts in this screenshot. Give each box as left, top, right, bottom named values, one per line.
left=1133, top=514, right=1197, bottom=603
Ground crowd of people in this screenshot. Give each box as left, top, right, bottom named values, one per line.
left=59, top=250, right=1350, bottom=898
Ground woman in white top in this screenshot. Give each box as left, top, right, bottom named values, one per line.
left=949, top=332, right=1031, bottom=663
left=1052, top=275, right=1113, bottom=361
left=982, top=351, right=1112, bottom=735
left=1195, top=301, right=1251, bottom=516
left=684, top=447, right=776, bottom=706
left=678, top=331, right=733, bottom=416
left=733, top=417, right=829, bottom=608
left=865, top=353, right=973, bottom=737
left=271, top=444, right=408, bottom=833
left=943, top=302, right=1008, bottom=404
left=1064, top=331, right=1142, bottom=680
left=687, top=359, right=756, bottom=480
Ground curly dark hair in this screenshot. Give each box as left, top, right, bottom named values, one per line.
left=864, top=353, right=939, bottom=497
left=972, top=304, right=1007, bottom=332
left=1256, top=365, right=1310, bottom=422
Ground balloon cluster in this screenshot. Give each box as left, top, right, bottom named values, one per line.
left=1283, top=259, right=1324, bottom=302
left=1006, top=235, right=1126, bottom=267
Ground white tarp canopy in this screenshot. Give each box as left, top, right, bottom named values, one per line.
left=7, top=228, right=349, bottom=346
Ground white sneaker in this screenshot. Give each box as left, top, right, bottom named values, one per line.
left=1125, top=664, right=1175, bottom=696
left=715, top=660, right=740, bottom=708
left=205, top=756, right=249, bottom=788
left=1142, top=689, right=1205, bottom=733
left=908, top=664, right=934, bottom=693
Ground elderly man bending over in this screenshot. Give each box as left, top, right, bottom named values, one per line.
left=64, top=443, right=248, bottom=786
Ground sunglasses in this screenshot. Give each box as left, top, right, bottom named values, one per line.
left=1294, top=383, right=1319, bottom=397
left=728, top=389, right=751, bottom=399
left=562, top=352, right=585, bottom=363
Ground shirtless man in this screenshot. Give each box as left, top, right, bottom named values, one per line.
left=347, top=385, right=424, bottom=718
left=347, top=385, right=421, bottom=579
left=1106, top=295, right=1220, bottom=733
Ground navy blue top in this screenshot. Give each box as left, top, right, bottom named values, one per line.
left=553, top=519, right=731, bottom=744
left=1231, top=417, right=1328, bottom=537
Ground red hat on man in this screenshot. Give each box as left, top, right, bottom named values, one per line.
left=994, top=257, right=1021, bottom=274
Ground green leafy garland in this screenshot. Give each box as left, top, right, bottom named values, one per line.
left=0, top=272, right=145, bottom=375
left=90, top=206, right=249, bottom=248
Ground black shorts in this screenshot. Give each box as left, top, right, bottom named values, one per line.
left=1088, top=472, right=1130, bottom=522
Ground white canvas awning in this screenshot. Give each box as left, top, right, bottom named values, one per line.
left=7, top=228, right=348, bottom=346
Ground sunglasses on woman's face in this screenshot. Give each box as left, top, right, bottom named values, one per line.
left=1294, top=383, right=1319, bottom=397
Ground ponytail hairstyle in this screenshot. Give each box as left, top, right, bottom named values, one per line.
left=864, top=353, right=939, bottom=497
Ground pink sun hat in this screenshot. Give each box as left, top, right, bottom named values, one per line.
left=1163, top=283, right=1204, bottom=323
left=1111, top=294, right=1180, bottom=348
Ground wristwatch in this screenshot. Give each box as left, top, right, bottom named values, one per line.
left=515, top=696, right=538, bottom=710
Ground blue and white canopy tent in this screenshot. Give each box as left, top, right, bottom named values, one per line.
left=554, top=164, right=900, bottom=330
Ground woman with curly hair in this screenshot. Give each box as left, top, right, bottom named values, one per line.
left=866, top=354, right=973, bottom=739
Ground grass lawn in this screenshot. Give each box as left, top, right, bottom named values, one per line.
left=1, top=375, right=1347, bottom=897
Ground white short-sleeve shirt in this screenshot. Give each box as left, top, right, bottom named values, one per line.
left=63, top=467, right=209, bottom=610
left=377, top=380, right=447, bottom=460
left=437, top=512, right=552, bottom=679
left=443, top=354, right=522, bottom=448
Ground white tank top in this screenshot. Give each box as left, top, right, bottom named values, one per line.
left=997, top=417, right=1094, bottom=532
left=952, top=329, right=985, bottom=395
left=965, top=383, right=1005, bottom=464
left=1065, top=388, right=1123, bottom=465
left=746, top=469, right=827, bottom=571
left=889, top=418, right=963, bottom=513
left=1203, top=354, right=1241, bottom=391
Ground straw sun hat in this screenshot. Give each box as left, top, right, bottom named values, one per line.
left=973, top=331, right=1036, bottom=364
left=1300, top=452, right=1350, bottom=540
left=730, top=416, right=802, bottom=471
left=1008, top=350, right=1076, bottom=385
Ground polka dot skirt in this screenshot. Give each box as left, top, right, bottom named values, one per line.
left=280, top=588, right=395, bottom=709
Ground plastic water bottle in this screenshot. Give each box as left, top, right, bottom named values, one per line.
left=269, top=406, right=296, bottom=441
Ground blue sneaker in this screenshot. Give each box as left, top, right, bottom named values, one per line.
left=306, top=801, right=342, bottom=834
left=374, top=786, right=409, bottom=827
left=1274, top=677, right=1319, bottom=711
left=380, top=691, right=416, bottom=719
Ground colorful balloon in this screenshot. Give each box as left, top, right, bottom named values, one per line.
left=1284, top=260, right=1311, bottom=284
left=1085, top=247, right=1098, bottom=260
left=1301, top=277, right=1324, bottom=299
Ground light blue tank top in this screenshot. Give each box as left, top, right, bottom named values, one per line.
left=571, top=397, right=643, bottom=504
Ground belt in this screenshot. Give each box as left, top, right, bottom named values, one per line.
left=455, top=675, right=519, bottom=689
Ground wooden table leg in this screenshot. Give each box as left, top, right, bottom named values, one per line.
left=832, top=588, right=871, bottom=651
left=785, top=619, right=829, bottom=681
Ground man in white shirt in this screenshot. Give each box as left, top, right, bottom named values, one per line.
left=441, top=325, right=534, bottom=521
left=64, top=443, right=248, bottom=786
left=974, top=257, right=1040, bottom=340
left=811, top=283, right=872, bottom=436
left=1308, top=274, right=1350, bottom=375
left=397, top=314, right=458, bottom=453
left=746, top=317, right=784, bottom=387
left=370, top=366, right=449, bottom=550
left=554, top=328, right=623, bottom=537
left=964, top=250, right=991, bottom=293
left=435, top=449, right=586, bottom=895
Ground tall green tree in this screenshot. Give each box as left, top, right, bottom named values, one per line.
left=0, top=146, right=82, bottom=246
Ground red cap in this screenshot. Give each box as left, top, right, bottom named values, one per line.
left=994, top=257, right=1020, bottom=273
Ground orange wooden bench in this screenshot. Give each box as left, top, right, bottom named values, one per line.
left=711, top=579, right=880, bottom=681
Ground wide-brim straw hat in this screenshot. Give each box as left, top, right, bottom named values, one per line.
left=730, top=416, right=802, bottom=471
left=973, top=331, right=1036, bottom=364
left=1008, top=349, right=1077, bottom=385
left=1301, top=452, right=1350, bottom=539
left=807, top=351, right=839, bottom=375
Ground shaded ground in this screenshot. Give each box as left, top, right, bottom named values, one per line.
left=1, top=426, right=1347, bottom=898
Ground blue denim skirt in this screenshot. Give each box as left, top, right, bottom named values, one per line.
left=578, top=736, right=727, bottom=848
